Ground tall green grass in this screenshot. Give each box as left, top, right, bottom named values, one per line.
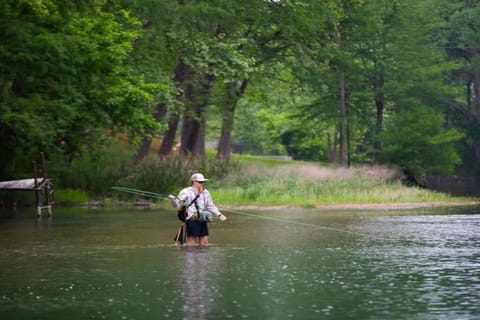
left=212, top=161, right=461, bottom=206
left=47, top=146, right=468, bottom=206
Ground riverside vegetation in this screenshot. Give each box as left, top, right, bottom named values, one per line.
left=31, top=147, right=473, bottom=210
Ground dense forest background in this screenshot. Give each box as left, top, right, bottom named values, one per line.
left=1, top=0, right=480, bottom=190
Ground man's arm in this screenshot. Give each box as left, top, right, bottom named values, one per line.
left=204, top=191, right=227, bottom=221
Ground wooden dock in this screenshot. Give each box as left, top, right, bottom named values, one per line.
left=0, top=153, right=54, bottom=216
left=0, top=178, right=50, bottom=190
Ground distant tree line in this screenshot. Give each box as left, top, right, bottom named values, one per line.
left=1, top=0, right=480, bottom=182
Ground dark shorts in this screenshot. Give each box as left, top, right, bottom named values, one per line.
left=186, top=220, right=209, bottom=237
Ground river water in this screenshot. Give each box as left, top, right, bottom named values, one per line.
left=0, top=205, right=479, bottom=320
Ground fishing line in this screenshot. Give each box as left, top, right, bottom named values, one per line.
left=221, top=208, right=360, bottom=235
left=113, top=186, right=411, bottom=243
left=221, top=208, right=416, bottom=244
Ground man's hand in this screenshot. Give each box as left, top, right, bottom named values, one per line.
left=219, top=214, right=227, bottom=221
left=168, top=194, right=180, bottom=209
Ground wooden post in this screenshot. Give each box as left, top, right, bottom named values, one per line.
left=40, top=152, right=48, bottom=179
left=40, top=152, right=52, bottom=216
left=33, top=160, right=41, bottom=217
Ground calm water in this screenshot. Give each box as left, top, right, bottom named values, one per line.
left=0, top=205, right=479, bottom=320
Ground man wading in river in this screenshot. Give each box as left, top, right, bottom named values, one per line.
left=172, top=173, right=227, bottom=246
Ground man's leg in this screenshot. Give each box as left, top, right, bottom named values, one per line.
left=187, top=236, right=197, bottom=246
left=200, top=236, right=209, bottom=246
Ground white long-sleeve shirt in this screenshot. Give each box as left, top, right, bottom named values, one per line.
left=177, top=186, right=222, bottom=221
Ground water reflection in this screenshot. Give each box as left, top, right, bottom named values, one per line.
left=176, top=247, right=223, bottom=320
left=34, top=216, right=52, bottom=230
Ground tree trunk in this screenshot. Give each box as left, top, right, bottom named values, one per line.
left=133, top=139, right=152, bottom=164
left=180, top=72, right=216, bottom=158
left=338, top=72, right=347, bottom=166
left=374, top=77, right=385, bottom=162
left=194, top=117, right=206, bottom=156
left=473, top=72, right=480, bottom=164
left=180, top=77, right=200, bottom=156
left=132, top=103, right=168, bottom=164
left=327, top=129, right=337, bottom=163
left=217, top=79, right=248, bottom=161
left=158, top=114, right=180, bottom=158
left=157, top=59, right=190, bottom=158
left=346, top=105, right=351, bottom=167
left=473, top=73, right=480, bottom=123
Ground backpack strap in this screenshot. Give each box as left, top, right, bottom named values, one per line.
left=177, top=193, right=201, bottom=222
left=193, top=198, right=200, bottom=215
left=186, top=193, right=200, bottom=208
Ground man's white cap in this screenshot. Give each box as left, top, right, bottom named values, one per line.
left=191, top=173, right=209, bottom=182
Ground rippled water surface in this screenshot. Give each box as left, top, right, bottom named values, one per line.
left=1, top=206, right=479, bottom=319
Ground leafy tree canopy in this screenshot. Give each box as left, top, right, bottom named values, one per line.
left=0, top=0, right=162, bottom=178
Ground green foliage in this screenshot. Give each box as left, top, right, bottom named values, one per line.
left=0, top=0, right=162, bottom=179
left=281, top=129, right=328, bottom=161
left=33, top=147, right=467, bottom=206
left=54, top=188, right=89, bottom=204
left=1, top=0, right=478, bottom=186
left=233, top=102, right=277, bottom=155
left=378, top=105, right=463, bottom=177
left=52, top=145, right=134, bottom=198
left=232, top=65, right=305, bottom=156
left=115, top=154, right=239, bottom=198
left=425, top=0, right=480, bottom=174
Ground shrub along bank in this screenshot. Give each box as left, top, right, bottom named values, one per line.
left=43, top=150, right=473, bottom=208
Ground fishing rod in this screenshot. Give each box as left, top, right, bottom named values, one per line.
left=112, top=186, right=177, bottom=202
